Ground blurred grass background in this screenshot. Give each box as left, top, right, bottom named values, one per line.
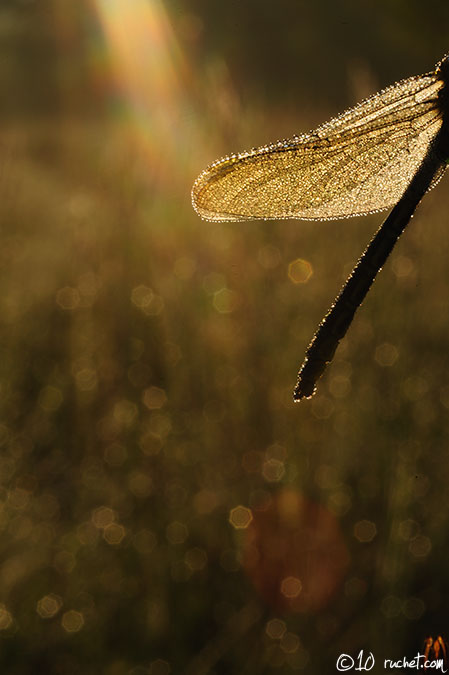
left=2, top=0, right=449, bottom=672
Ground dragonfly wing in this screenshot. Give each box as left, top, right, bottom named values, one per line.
left=192, top=73, right=445, bottom=222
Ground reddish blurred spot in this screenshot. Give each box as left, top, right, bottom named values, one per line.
left=242, top=489, right=350, bottom=613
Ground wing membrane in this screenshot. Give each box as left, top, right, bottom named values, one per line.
left=192, top=72, right=445, bottom=222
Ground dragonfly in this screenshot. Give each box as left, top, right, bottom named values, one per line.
left=191, top=55, right=449, bottom=401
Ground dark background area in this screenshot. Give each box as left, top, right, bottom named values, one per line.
left=2, top=0, right=449, bottom=673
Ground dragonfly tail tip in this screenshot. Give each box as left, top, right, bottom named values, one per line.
left=293, top=380, right=317, bottom=402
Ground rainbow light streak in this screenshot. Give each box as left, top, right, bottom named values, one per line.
left=92, top=0, right=193, bottom=185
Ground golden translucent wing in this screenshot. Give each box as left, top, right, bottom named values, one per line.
left=192, top=72, right=445, bottom=222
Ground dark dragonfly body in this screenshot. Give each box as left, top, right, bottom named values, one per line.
left=192, top=55, right=449, bottom=400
